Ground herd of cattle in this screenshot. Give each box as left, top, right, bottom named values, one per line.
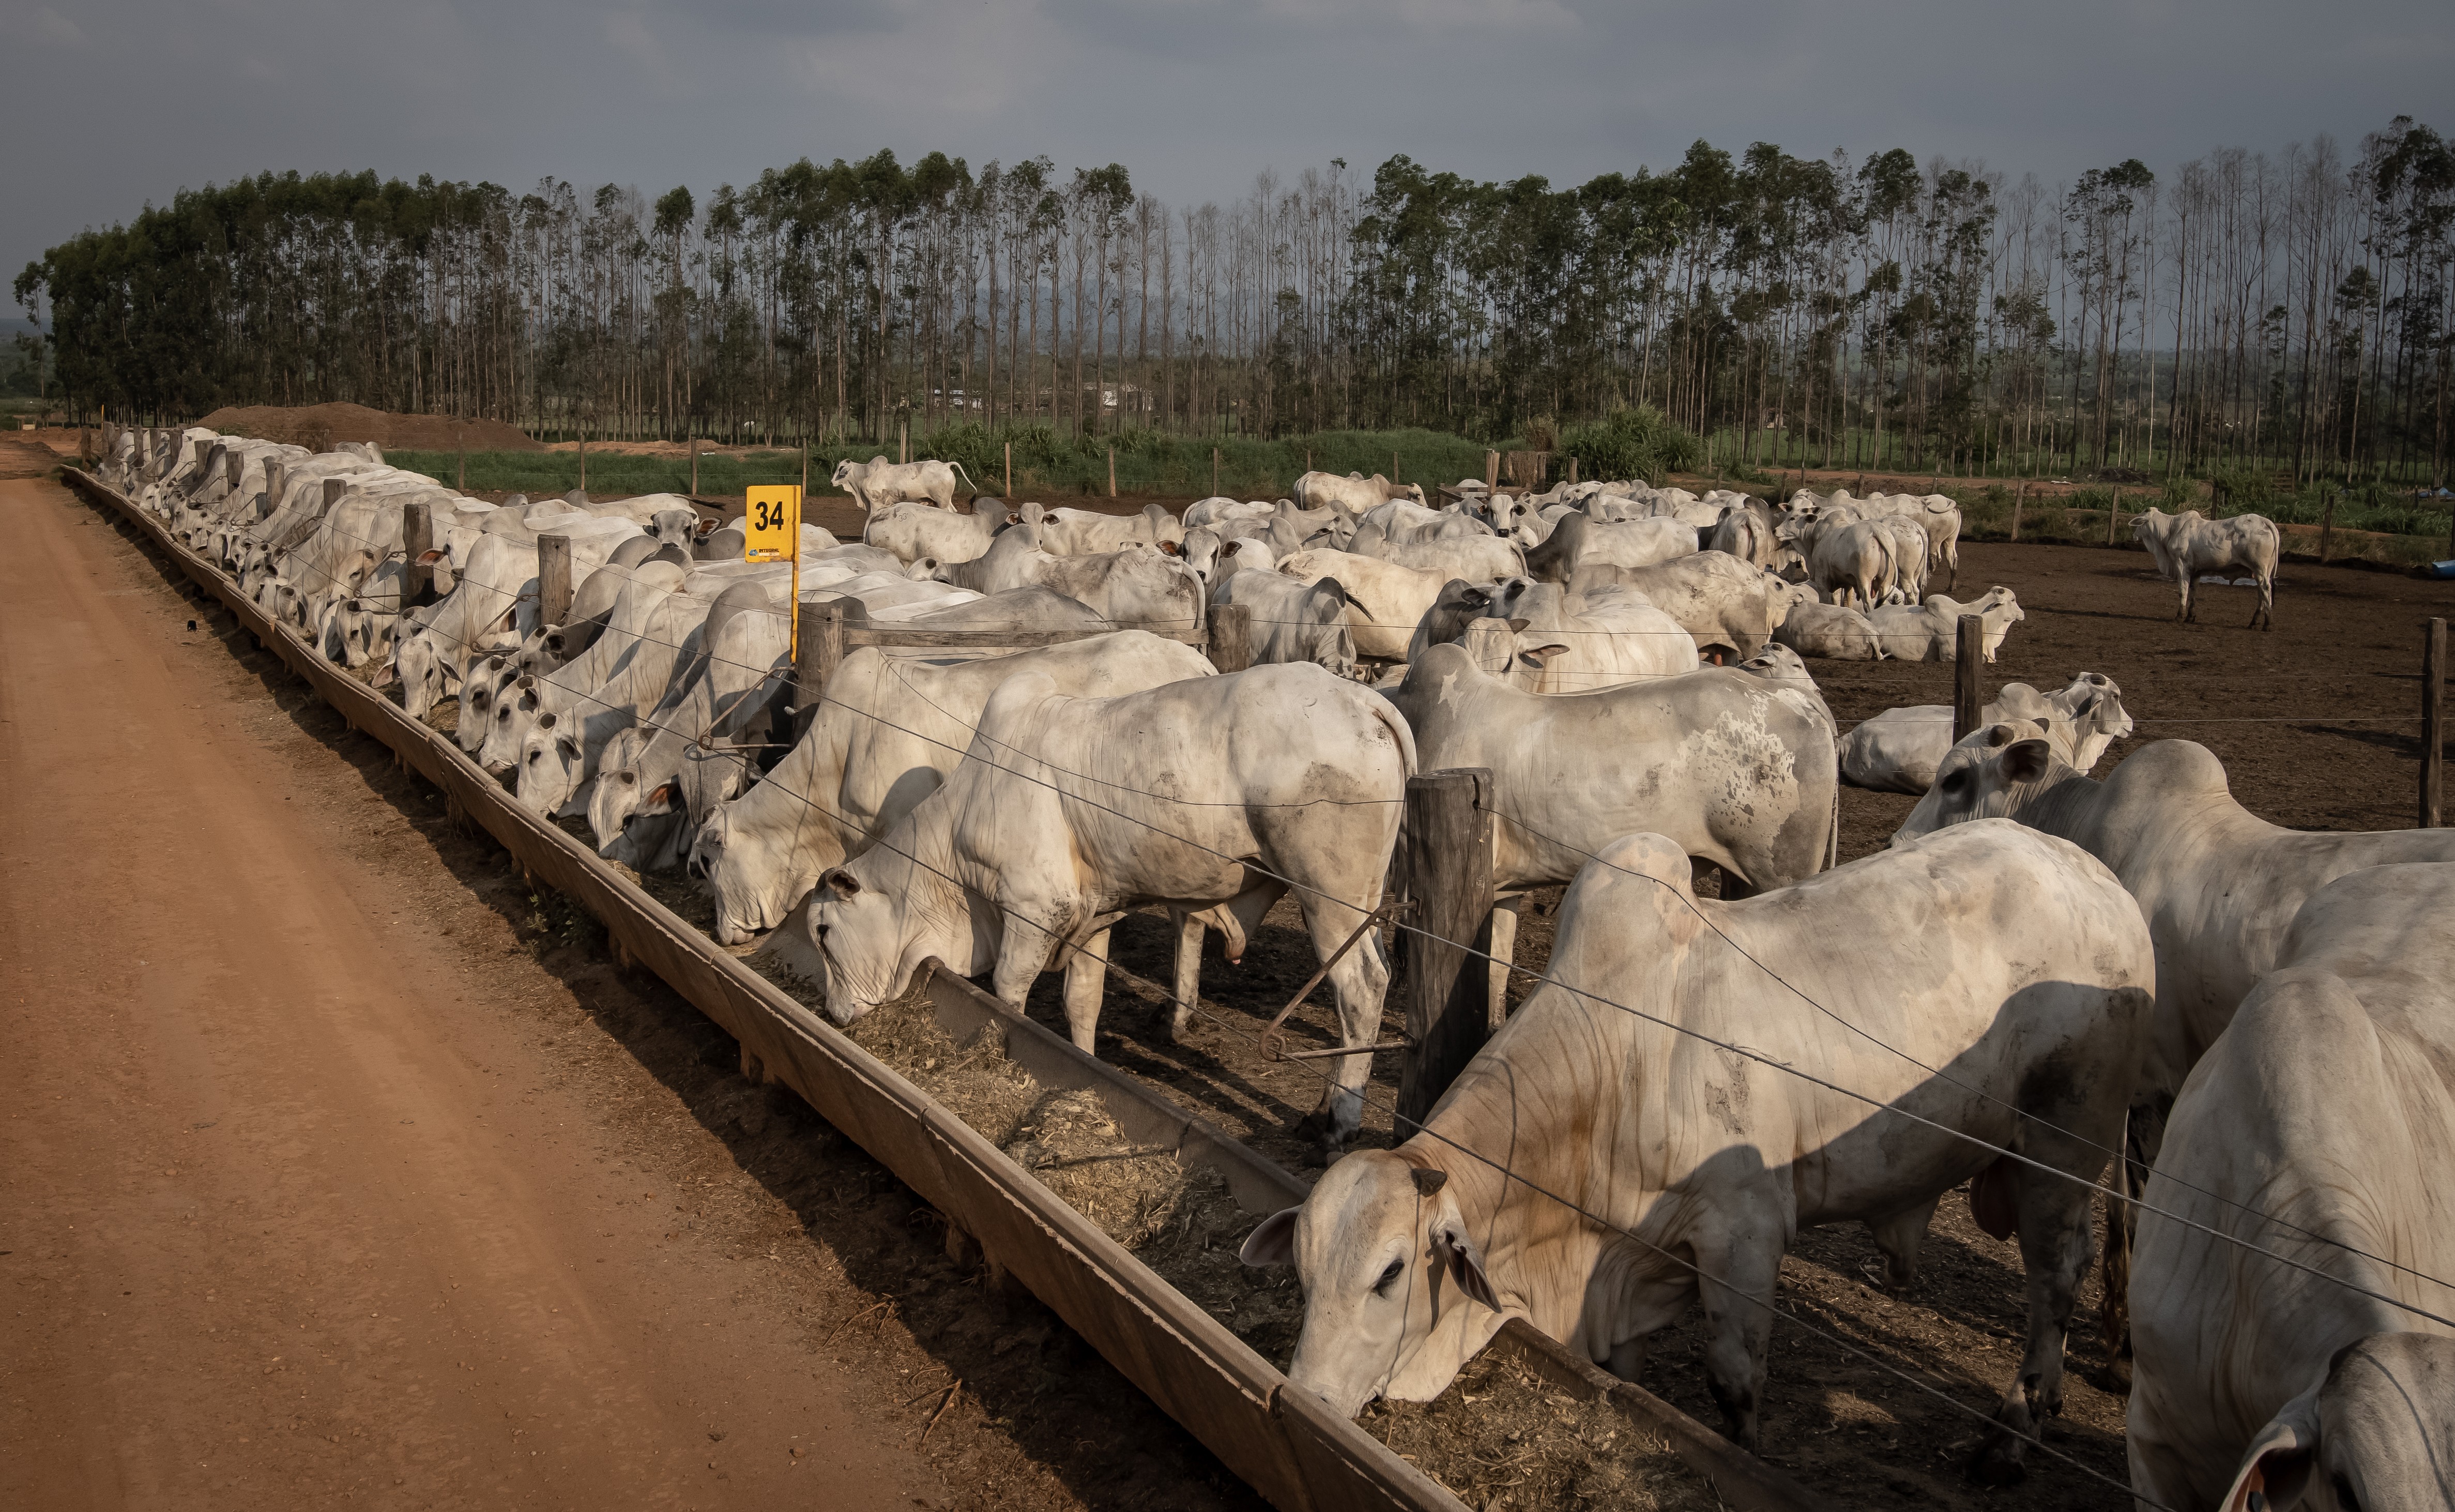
left=100, top=425, right=2431, bottom=1511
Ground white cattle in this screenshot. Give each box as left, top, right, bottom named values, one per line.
left=1018, top=501, right=1183, bottom=556
left=1350, top=500, right=1492, bottom=551
left=690, top=632, right=1217, bottom=944
left=1345, top=526, right=1523, bottom=584
left=1183, top=497, right=1275, bottom=529
left=1704, top=503, right=1782, bottom=569
left=1869, top=587, right=2024, bottom=663
left=1208, top=572, right=1359, bottom=679
left=863, top=499, right=1012, bottom=565
left=1839, top=674, right=2132, bottom=793
left=1565, top=552, right=1812, bottom=658
left=1293, top=470, right=1424, bottom=513
left=1771, top=602, right=1885, bottom=660
left=1783, top=515, right=1902, bottom=611
left=922, top=528, right=1204, bottom=632
left=1897, top=736, right=2455, bottom=1094
left=395, top=531, right=555, bottom=719
left=2128, top=863, right=2455, bottom=1511
left=2132, top=508, right=2280, bottom=629
left=809, top=663, right=1415, bottom=1146
left=1389, top=637, right=1836, bottom=1022
left=1243, top=820, right=2152, bottom=1481
left=1272, top=548, right=1454, bottom=661
left=830, top=455, right=978, bottom=512
left=1521, top=512, right=1695, bottom=582
left=1405, top=579, right=1697, bottom=693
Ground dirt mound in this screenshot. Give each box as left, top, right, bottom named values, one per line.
left=0, top=436, right=59, bottom=478
left=197, top=401, right=543, bottom=452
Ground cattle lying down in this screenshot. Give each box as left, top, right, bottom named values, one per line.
left=2128, top=863, right=2455, bottom=1511
left=1869, top=586, right=2023, bottom=663
left=1771, top=601, right=1883, bottom=660
left=1241, top=821, right=2153, bottom=1479
left=1565, top=551, right=1813, bottom=658
left=809, top=662, right=1415, bottom=1147
left=1389, top=632, right=1836, bottom=1023
left=2131, top=508, right=2281, bottom=629
left=690, top=631, right=1216, bottom=943
left=1839, top=673, right=2132, bottom=793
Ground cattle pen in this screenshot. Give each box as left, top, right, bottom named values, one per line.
left=61, top=460, right=1826, bottom=1512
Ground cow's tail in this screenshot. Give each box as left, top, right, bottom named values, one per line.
left=1368, top=693, right=1419, bottom=780
left=947, top=460, right=980, bottom=496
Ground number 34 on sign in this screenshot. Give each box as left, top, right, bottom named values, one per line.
left=743, top=485, right=802, bottom=562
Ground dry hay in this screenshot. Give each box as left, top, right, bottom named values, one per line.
left=812, top=980, right=1710, bottom=1509
left=1363, top=1352, right=1714, bottom=1512
left=200, top=401, right=543, bottom=453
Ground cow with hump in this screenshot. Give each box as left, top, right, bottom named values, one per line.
left=2128, top=863, right=2455, bottom=1512
left=808, top=661, right=1415, bottom=1148
left=1242, top=822, right=2153, bottom=1480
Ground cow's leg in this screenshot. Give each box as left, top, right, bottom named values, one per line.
left=1060, top=925, right=1113, bottom=1053
left=1165, top=910, right=1206, bottom=1042
left=2178, top=574, right=2195, bottom=623
left=2253, top=569, right=2274, bottom=630
left=1287, top=888, right=1393, bottom=1153
left=1972, top=1142, right=2100, bottom=1485
left=1691, top=1193, right=1785, bottom=1453
left=1485, top=894, right=1524, bottom=1027
left=1867, top=1196, right=1941, bottom=1292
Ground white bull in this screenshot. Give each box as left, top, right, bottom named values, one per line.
left=831, top=455, right=978, bottom=512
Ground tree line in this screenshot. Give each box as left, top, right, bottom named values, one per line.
left=16, top=116, right=2452, bottom=487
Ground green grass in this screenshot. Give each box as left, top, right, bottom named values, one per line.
left=391, top=425, right=1528, bottom=503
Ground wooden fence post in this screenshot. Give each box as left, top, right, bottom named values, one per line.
left=2319, top=488, right=2336, bottom=563
left=262, top=461, right=284, bottom=520
left=1004, top=441, right=1013, bottom=498
left=2010, top=482, right=2024, bottom=542
left=456, top=441, right=467, bottom=493
left=2424, top=618, right=2446, bottom=830
left=690, top=437, right=700, bottom=496
left=1212, top=447, right=1220, bottom=497
left=1109, top=448, right=1118, bottom=499
left=402, top=501, right=434, bottom=608
left=322, top=478, right=345, bottom=511
left=1953, top=616, right=1986, bottom=740
left=801, top=439, right=809, bottom=499
left=224, top=449, right=242, bottom=491
left=794, top=600, right=847, bottom=740
left=1484, top=450, right=1500, bottom=489
left=1397, top=769, right=1496, bottom=1127
left=2107, top=486, right=2122, bottom=544
left=537, top=534, right=574, bottom=626
left=901, top=419, right=910, bottom=465
left=1206, top=603, right=1252, bottom=674
left=1566, top=457, right=1578, bottom=486
left=577, top=430, right=587, bottom=494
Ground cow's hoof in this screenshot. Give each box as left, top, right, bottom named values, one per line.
left=1967, top=1434, right=2030, bottom=1487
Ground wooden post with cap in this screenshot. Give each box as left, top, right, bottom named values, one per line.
left=2009, top=482, right=2024, bottom=542
left=1207, top=603, right=1252, bottom=674
left=794, top=600, right=846, bottom=742
left=402, top=500, right=434, bottom=608
left=1953, top=616, right=1986, bottom=740
left=1397, top=768, right=1496, bottom=1126
left=537, top=534, right=573, bottom=627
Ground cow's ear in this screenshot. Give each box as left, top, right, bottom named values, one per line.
left=636, top=781, right=680, bottom=817
left=2001, top=738, right=2054, bottom=784
left=820, top=866, right=862, bottom=899
left=2219, top=1398, right=2321, bottom=1512
left=556, top=734, right=581, bottom=760
left=1505, top=617, right=1530, bottom=633
left=1430, top=1212, right=1499, bottom=1310
left=537, top=711, right=557, bottom=730
left=417, top=547, right=448, bottom=565
left=1517, top=642, right=1572, bottom=669
left=1238, top=1207, right=1300, bottom=1267
left=1156, top=539, right=1180, bottom=556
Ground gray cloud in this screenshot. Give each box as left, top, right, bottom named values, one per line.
left=5, top=0, right=2444, bottom=310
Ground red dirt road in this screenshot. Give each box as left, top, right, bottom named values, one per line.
left=0, top=474, right=1120, bottom=1510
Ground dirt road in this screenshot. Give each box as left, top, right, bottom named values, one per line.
left=0, top=472, right=1255, bottom=1511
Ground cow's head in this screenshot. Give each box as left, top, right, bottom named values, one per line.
left=515, top=713, right=587, bottom=818
left=808, top=863, right=906, bottom=1025
left=1240, top=1150, right=1500, bottom=1419
left=396, top=630, right=457, bottom=720
left=1892, top=722, right=2062, bottom=842
left=830, top=459, right=862, bottom=490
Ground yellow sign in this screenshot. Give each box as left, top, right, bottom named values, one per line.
left=743, top=485, right=802, bottom=562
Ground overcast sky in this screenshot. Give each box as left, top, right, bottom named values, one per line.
left=7, top=0, right=2447, bottom=310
